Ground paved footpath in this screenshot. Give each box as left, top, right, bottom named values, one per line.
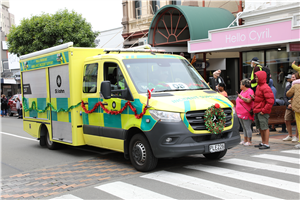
left=1, top=128, right=298, bottom=199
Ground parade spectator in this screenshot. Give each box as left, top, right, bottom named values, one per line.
left=218, top=83, right=228, bottom=97
left=211, top=69, right=225, bottom=91
left=16, top=97, right=22, bottom=119
left=251, top=71, right=274, bottom=150
left=268, top=79, right=276, bottom=106
left=1, top=94, right=8, bottom=117
left=250, top=57, right=263, bottom=93
left=282, top=73, right=298, bottom=142
left=286, top=72, right=300, bottom=149
left=268, top=78, right=277, bottom=131
left=236, top=79, right=254, bottom=146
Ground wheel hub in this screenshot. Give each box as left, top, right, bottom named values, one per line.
left=132, top=142, right=146, bottom=165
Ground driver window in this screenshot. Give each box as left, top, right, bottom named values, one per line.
left=104, top=62, right=127, bottom=95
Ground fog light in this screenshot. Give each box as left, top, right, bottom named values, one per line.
left=166, top=137, right=172, bottom=143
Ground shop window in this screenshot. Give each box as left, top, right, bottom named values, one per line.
left=83, top=63, right=98, bottom=93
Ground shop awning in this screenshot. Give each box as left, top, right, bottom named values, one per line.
left=148, top=5, right=235, bottom=47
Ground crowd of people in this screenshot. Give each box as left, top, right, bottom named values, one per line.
left=212, top=59, right=300, bottom=149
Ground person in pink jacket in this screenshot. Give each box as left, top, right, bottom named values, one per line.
left=236, top=79, right=254, bottom=146
left=251, top=71, right=274, bottom=150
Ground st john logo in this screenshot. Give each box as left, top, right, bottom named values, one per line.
left=56, top=75, right=62, bottom=87
left=55, top=75, right=65, bottom=93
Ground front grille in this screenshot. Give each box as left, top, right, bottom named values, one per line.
left=192, top=132, right=230, bottom=142
left=186, top=108, right=232, bottom=131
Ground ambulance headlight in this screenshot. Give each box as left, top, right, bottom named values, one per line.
left=149, top=110, right=181, bottom=122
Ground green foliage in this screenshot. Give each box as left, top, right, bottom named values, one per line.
left=7, top=9, right=100, bottom=56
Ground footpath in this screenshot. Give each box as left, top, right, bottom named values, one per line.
left=226, top=126, right=299, bottom=159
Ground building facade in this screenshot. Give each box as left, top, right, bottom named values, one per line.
left=122, top=0, right=243, bottom=48
left=1, top=0, right=18, bottom=97
left=188, top=1, right=300, bottom=99
left=121, top=0, right=244, bottom=95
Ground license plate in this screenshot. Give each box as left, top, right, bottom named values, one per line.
left=209, top=143, right=225, bottom=153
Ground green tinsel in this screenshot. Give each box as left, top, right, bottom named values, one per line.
left=22, top=98, right=81, bottom=113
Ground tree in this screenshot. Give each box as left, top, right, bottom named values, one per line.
left=7, top=9, right=100, bottom=56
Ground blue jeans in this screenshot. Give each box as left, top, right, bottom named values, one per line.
left=18, top=109, right=23, bottom=118
left=1, top=109, right=7, bottom=116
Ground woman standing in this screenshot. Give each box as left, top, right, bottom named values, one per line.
left=236, top=79, right=254, bottom=146
left=1, top=94, right=8, bottom=117
left=286, top=72, right=300, bottom=149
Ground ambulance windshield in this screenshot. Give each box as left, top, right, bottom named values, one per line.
left=123, top=58, right=209, bottom=93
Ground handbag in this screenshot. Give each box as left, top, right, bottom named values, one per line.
left=238, top=98, right=254, bottom=116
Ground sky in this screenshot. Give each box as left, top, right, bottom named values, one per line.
left=8, top=0, right=123, bottom=32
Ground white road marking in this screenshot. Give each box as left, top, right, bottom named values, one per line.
left=49, top=194, right=83, bottom=199
left=95, top=181, right=176, bottom=200
left=142, top=171, right=282, bottom=199
left=0, top=131, right=37, bottom=142
left=280, top=150, right=300, bottom=155
left=185, top=164, right=299, bottom=192
left=252, top=154, right=300, bottom=164
left=220, top=158, right=300, bottom=176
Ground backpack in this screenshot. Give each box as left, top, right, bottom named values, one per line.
left=259, top=65, right=271, bottom=84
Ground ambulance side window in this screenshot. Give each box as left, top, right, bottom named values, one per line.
left=83, top=63, right=98, bottom=93
left=104, top=62, right=127, bottom=96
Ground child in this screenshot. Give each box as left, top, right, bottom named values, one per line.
left=218, top=83, right=228, bottom=97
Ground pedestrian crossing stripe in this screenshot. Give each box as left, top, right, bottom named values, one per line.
left=50, top=149, right=300, bottom=200
left=220, top=158, right=300, bottom=176
left=49, top=194, right=82, bottom=199
left=141, top=171, right=282, bottom=200
left=252, top=154, right=300, bottom=164
left=280, top=150, right=300, bottom=155
left=184, top=164, right=299, bottom=192
left=95, top=181, right=175, bottom=199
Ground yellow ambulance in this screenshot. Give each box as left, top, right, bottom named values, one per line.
left=20, top=42, right=240, bottom=171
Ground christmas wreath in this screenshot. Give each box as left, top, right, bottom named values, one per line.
left=204, top=103, right=226, bottom=134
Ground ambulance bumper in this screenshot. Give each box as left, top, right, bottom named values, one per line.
left=145, top=114, right=240, bottom=158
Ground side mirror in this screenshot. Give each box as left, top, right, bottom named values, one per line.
left=101, top=81, right=111, bottom=99
left=209, top=77, right=216, bottom=91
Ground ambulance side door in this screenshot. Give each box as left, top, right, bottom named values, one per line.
left=81, top=62, right=103, bottom=147
left=100, top=60, right=129, bottom=152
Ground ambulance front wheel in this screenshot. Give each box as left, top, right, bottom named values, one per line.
left=46, top=130, right=60, bottom=150
left=129, top=134, right=158, bottom=172
left=203, top=149, right=227, bottom=160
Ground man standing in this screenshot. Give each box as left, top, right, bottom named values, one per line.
left=250, top=57, right=262, bottom=93
left=282, top=73, right=298, bottom=142
left=251, top=71, right=274, bottom=149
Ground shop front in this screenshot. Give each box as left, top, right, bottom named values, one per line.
left=188, top=2, right=300, bottom=98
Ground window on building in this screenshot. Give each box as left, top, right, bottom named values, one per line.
left=151, top=0, right=160, bottom=14
left=134, top=0, right=142, bottom=19
left=83, top=63, right=98, bottom=93
left=171, top=0, right=181, bottom=5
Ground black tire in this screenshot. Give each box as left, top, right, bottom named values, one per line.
left=39, top=136, right=46, bottom=147
left=46, top=130, right=60, bottom=150
left=203, top=149, right=227, bottom=160
left=129, top=134, right=158, bottom=172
